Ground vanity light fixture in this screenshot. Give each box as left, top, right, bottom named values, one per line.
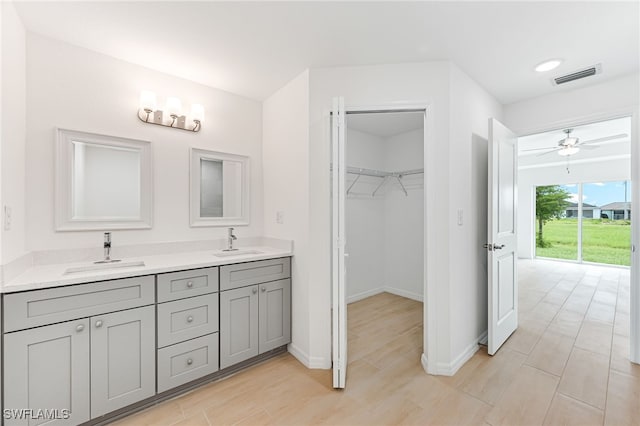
left=137, top=91, right=203, bottom=132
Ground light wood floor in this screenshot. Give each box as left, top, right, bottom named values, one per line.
left=114, top=259, right=638, bottom=425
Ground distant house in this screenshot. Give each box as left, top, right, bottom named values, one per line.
left=600, top=202, right=632, bottom=220
left=565, top=202, right=599, bottom=219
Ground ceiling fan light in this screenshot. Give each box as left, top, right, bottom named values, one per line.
left=564, top=136, right=579, bottom=146
left=558, top=146, right=580, bottom=156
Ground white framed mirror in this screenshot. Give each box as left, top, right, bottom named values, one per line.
left=190, top=148, right=250, bottom=227
left=55, top=128, right=153, bottom=231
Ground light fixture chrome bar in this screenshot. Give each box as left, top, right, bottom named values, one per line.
left=137, top=109, right=201, bottom=132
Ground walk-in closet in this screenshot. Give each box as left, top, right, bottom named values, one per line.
left=344, top=111, right=424, bottom=368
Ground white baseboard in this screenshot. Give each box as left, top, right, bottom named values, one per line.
left=384, top=286, right=423, bottom=302
left=434, top=331, right=485, bottom=376
left=347, top=287, right=384, bottom=304
left=347, top=286, right=423, bottom=305
left=421, top=353, right=430, bottom=374
left=287, top=343, right=330, bottom=369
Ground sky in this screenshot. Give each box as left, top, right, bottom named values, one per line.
left=562, top=181, right=632, bottom=207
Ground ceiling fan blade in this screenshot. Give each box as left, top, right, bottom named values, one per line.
left=536, top=148, right=562, bottom=157
left=521, top=146, right=558, bottom=152
left=579, top=145, right=600, bottom=150
left=580, top=133, right=628, bottom=145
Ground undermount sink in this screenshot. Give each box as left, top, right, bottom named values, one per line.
left=64, top=260, right=146, bottom=275
left=213, top=249, right=263, bottom=258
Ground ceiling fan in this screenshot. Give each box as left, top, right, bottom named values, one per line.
left=521, top=129, right=629, bottom=157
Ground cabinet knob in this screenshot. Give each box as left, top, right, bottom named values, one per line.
left=187, top=358, right=193, bottom=366
left=76, top=324, right=85, bottom=332
left=186, top=281, right=194, bottom=288
left=261, top=286, right=266, bottom=293
left=252, top=288, right=257, bottom=294
left=95, top=320, right=103, bottom=328
left=186, top=316, right=194, bottom=323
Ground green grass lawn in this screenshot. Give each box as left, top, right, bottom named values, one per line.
left=536, top=218, right=631, bottom=266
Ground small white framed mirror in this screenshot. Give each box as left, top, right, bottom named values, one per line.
left=190, top=148, right=250, bottom=227
left=55, top=129, right=153, bottom=231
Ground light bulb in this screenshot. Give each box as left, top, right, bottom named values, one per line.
left=558, top=146, right=579, bottom=156
left=139, top=91, right=157, bottom=112
left=191, top=104, right=205, bottom=123
left=165, top=97, right=182, bottom=118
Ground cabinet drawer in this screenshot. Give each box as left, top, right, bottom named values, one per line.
left=220, top=257, right=291, bottom=291
left=4, top=276, right=155, bottom=332
left=157, top=267, right=218, bottom=303
left=157, top=333, right=219, bottom=393
left=157, top=293, right=219, bottom=348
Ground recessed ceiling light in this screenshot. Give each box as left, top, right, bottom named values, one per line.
left=535, top=59, right=563, bottom=73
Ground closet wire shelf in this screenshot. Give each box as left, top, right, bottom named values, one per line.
left=344, top=166, right=424, bottom=197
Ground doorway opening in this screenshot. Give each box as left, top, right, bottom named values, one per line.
left=513, top=115, right=636, bottom=380
left=331, top=105, right=426, bottom=388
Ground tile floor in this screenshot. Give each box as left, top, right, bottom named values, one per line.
left=113, top=259, right=638, bottom=425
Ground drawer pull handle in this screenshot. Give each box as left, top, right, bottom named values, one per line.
left=95, top=320, right=103, bottom=328
left=76, top=324, right=85, bottom=332
left=187, top=358, right=193, bottom=366
left=187, top=316, right=194, bottom=323
left=252, top=288, right=257, bottom=294
left=187, top=281, right=194, bottom=288
left=261, top=286, right=266, bottom=292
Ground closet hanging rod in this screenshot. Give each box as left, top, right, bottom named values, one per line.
left=344, top=166, right=424, bottom=178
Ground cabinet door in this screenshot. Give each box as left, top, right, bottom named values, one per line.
left=4, top=319, right=90, bottom=426
left=91, top=306, right=155, bottom=418
left=220, top=286, right=258, bottom=369
left=258, top=279, right=291, bottom=353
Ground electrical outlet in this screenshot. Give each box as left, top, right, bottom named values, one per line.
left=276, top=211, right=284, bottom=224
left=457, top=209, right=463, bottom=226
left=4, top=205, right=12, bottom=231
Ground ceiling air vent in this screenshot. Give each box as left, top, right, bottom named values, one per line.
left=552, top=63, right=602, bottom=86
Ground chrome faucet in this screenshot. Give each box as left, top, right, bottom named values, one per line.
left=224, top=227, right=238, bottom=251
left=94, top=232, right=121, bottom=264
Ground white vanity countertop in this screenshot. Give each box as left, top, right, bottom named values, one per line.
left=2, top=246, right=293, bottom=294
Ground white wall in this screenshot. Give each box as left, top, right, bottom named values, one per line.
left=263, top=61, right=501, bottom=373
left=343, top=127, right=424, bottom=303
left=25, top=34, right=263, bottom=253
left=383, top=129, right=424, bottom=300
left=448, top=64, right=502, bottom=367
left=345, top=128, right=386, bottom=302
left=518, top=158, right=631, bottom=259
left=504, top=73, right=640, bottom=135
left=261, top=70, right=312, bottom=365
left=1, top=1, right=27, bottom=266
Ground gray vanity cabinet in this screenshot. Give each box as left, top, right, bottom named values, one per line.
left=220, top=258, right=291, bottom=369
left=4, top=319, right=91, bottom=426
left=91, top=305, right=156, bottom=418
left=3, top=276, right=155, bottom=424
left=220, top=285, right=259, bottom=369
left=258, top=279, right=291, bottom=353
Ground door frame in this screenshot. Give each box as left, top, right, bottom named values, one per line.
left=330, top=101, right=438, bottom=375
left=515, top=107, right=639, bottom=364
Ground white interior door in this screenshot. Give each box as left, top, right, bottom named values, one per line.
left=487, top=118, right=518, bottom=355
left=331, top=97, right=347, bottom=388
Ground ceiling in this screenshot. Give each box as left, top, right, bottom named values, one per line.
left=347, top=112, right=424, bottom=138
left=518, top=116, right=631, bottom=169
left=13, top=1, right=639, bottom=103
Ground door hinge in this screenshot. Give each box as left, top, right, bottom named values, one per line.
left=483, top=243, right=493, bottom=251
